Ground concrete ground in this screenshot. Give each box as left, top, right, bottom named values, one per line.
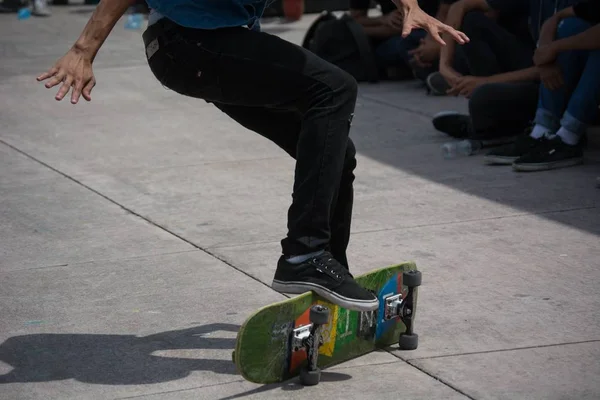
left=1, top=4, right=599, bottom=400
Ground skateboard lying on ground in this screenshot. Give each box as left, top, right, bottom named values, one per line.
left=232, top=262, right=421, bottom=385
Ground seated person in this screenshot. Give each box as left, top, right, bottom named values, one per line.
left=432, top=0, right=579, bottom=142
left=349, top=0, right=440, bottom=78
left=486, top=0, right=600, bottom=171
left=408, top=0, right=464, bottom=83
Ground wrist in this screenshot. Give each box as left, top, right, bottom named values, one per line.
left=72, top=40, right=97, bottom=62
left=551, top=39, right=570, bottom=53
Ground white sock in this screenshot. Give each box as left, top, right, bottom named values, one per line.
left=530, top=124, right=551, bottom=139
left=286, top=250, right=324, bottom=264
left=556, top=126, right=580, bottom=145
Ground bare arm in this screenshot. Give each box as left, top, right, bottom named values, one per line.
left=72, top=0, right=132, bottom=62
left=37, top=0, right=131, bottom=103
left=554, top=23, right=600, bottom=51
left=488, top=66, right=540, bottom=83
left=535, top=6, right=600, bottom=66
left=440, top=0, right=491, bottom=68
left=538, top=6, right=576, bottom=47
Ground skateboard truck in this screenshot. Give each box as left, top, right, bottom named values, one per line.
left=383, top=270, right=422, bottom=350
left=291, top=304, right=330, bottom=386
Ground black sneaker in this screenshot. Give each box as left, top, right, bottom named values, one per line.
left=484, top=132, right=543, bottom=165
left=512, top=135, right=584, bottom=172
left=432, top=111, right=471, bottom=139
left=426, top=72, right=450, bottom=96
left=271, top=252, right=379, bottom=312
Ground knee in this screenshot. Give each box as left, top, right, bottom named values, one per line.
left=556, top=17, right=590, bottom=40
left=468, top=83, right=495, bottom=115
left=339, top=70, right=358, bottom=102
left=460, top=11, right=488, bottom=35
left=322, top=68, right=358, bottom=109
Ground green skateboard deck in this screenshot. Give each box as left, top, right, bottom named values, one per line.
left=233, top=262, right=421, bottom=384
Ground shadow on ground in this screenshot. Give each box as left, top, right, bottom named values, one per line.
left=217, top=371, right=352, bottom=400
left=0, top=324, right=239, bottom=385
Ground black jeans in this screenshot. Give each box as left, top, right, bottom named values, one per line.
left=460, top=11, right=535, bottom=76
left=469, top=82, right=540, bottom=139
left=142, top=19, right=358, bottom=266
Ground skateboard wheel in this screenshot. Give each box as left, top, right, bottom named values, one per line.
left=299, top=367, right=321, bottom=386
left=399, top=333, right=419, bottom=350
left=403, top=270, right=422, bottom=288
left=309, top=305, right=330, bottom=325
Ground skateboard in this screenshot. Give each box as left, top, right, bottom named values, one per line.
left=232, top=262, right=421, bottom=385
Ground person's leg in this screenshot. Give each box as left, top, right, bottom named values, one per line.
left=433, top=82, right=538, bottom=144
left=211, top=104, right=357, bottom=269
left=470, top=82, right=544, bottom=164
left=514, top=18, right=598, bottom=172
left=459, top=11, right=534, bottom=76
left=531, top=18, right=592, bottom=140
left=142, top=20, right=377, bottom=310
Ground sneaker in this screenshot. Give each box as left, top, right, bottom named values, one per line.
left=426, top=72, right=450, bottom=96
left=512, top=135, right=584, bottom=172
left=432, top=111, right=471, bottom=139
left=484, top=131, right=542, bottom=165
left=271, top=252, right=379, bottom=312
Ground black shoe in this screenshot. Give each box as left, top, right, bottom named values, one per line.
left=426, top=72, right=450, bottom=96
left=432, top=111, right=471, bottom=139
left=271, top=252, right=379, bottom=312
left=484, top=131, right=543, bottom=165
left=512, top=135, right=584, bottom=172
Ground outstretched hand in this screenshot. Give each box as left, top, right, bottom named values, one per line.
left=397, top=3, right=469, bottom=46
left=37, top=47, right=96, bottom=104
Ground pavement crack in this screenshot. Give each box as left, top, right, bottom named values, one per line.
left=404, top=339, right=600, bottom=362
left=386, top=349, right=476, bottom=400
left=0, top=139, right=280, bottom=294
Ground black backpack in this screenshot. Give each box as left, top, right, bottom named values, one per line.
left=302, top=11, right=379, bottom=83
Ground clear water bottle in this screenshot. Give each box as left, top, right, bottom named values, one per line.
left=442, top=139, right=483, bottom=159
left=17, top=7, right=31, bottom=19
left=125, top=13, right=143, bottom=30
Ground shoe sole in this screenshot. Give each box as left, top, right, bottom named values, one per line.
left=484, top=155, right=519, bottom=165
left=512, top=157, right=583, bottom=172
left=271, top=280, right=379, bottom=312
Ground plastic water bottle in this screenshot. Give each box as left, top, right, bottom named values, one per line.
left=17, top=7, right=31, bottom=19
left=442, top=139, right=483, bottom=159
left=125, top=13, right=143, bottom=30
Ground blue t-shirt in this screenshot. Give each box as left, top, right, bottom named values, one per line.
left=146, top=0, right=274, bottom=31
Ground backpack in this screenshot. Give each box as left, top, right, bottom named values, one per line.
left=302, top=11, right=379, bottom=83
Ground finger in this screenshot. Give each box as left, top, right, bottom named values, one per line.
left=429, top=28, right=446, bottom=46
left=71, top=78, right=86, bottom=104
left=408, top=48, right=419, bottom=55
left=81, top=78, right=95, bottom=102
left=55, top=76, right=73, bottom=101
left=44, top=73, right=65, bottom=89
left=445, top=26, right=467, bottom=44
left=402, top=21, right=414, bottom=38
left=37, top=68, right=57, bottom=82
